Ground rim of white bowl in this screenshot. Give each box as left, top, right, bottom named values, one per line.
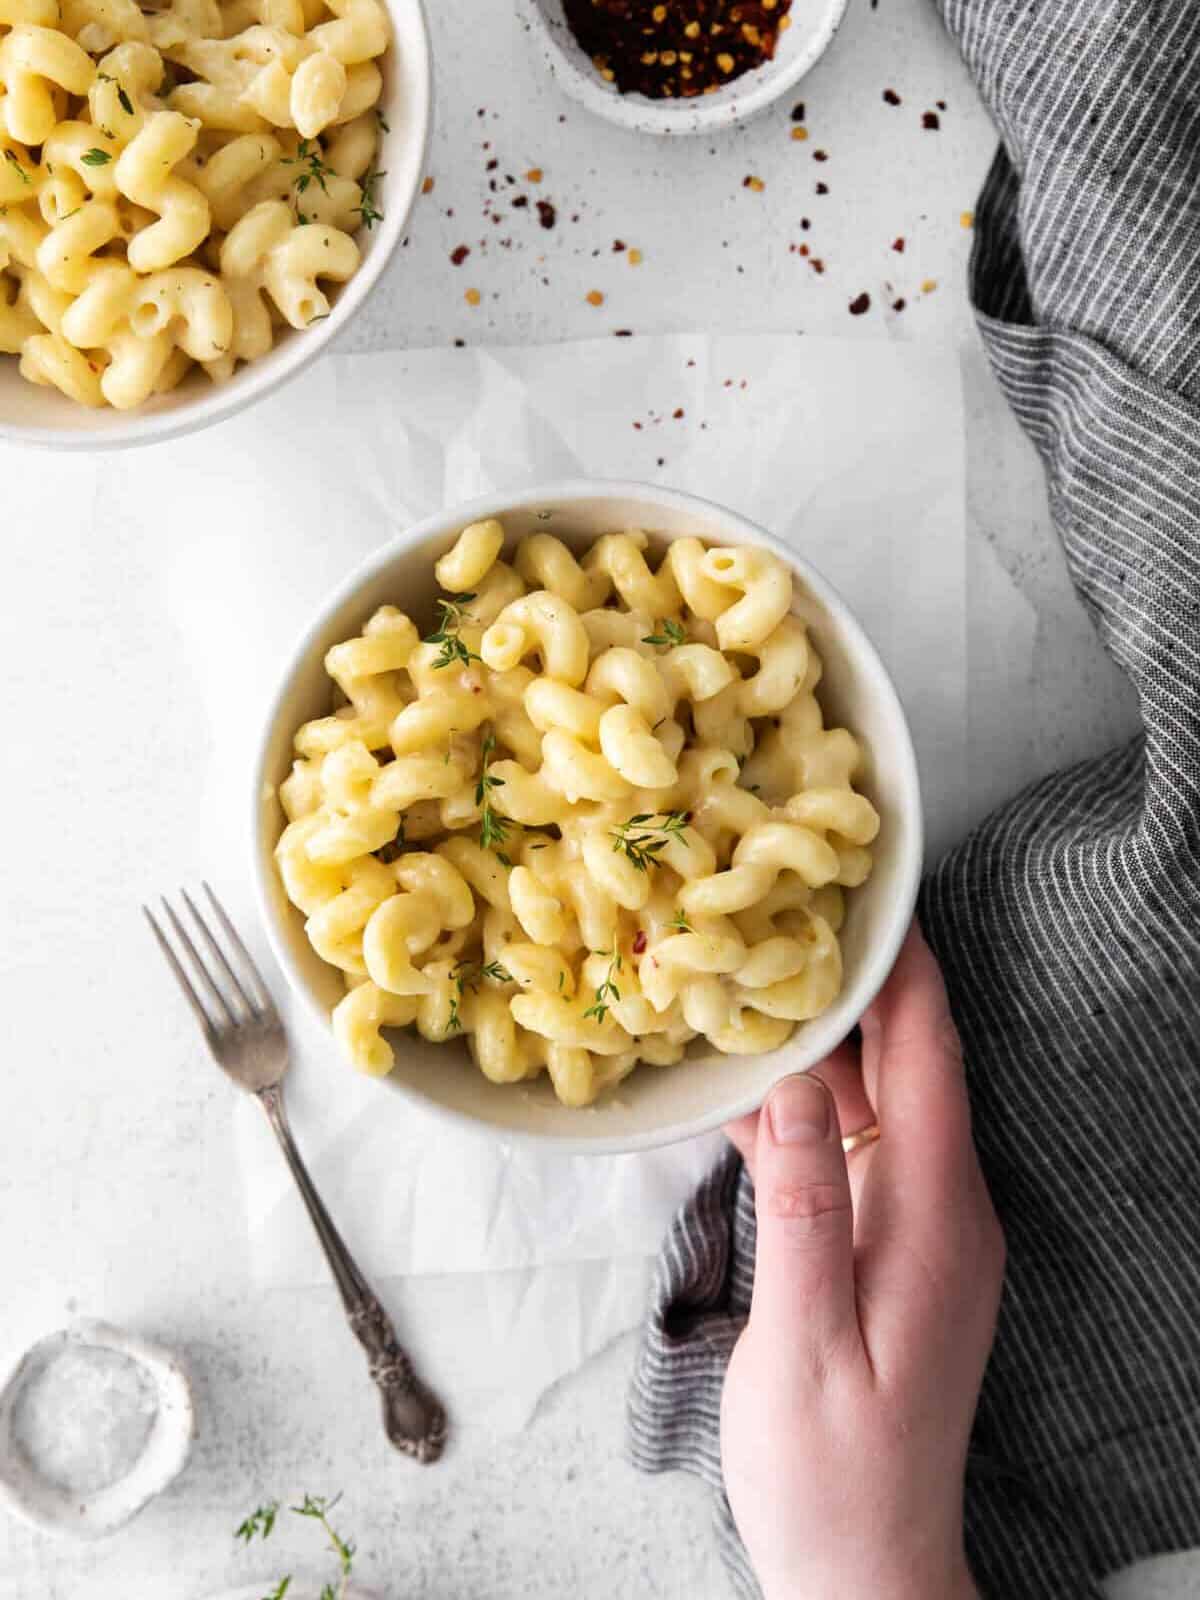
left=251, top=479, right=923, bottom=1155
left=515, top=0, right=851, bottom=136
left=0, top=0, right=433, bottom=453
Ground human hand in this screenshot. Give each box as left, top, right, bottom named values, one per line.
left=720, top=925, right=1004, bottom=1600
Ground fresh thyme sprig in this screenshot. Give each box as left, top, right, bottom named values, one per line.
left=80, top=147, right=111, bottom=166
left=3, top=150, right=31, bottom=185
left=476, top=730, right=512, bottom=866
left=447, top=956, right=513, bottom=1033
left=584, top=950, right=622, bottom=1023
left=235, top=1502, right=279, bottom=1543
left=610, top=811, right=691, bottom=872
left=236, top=1491, right=356, bottom=1600
left=642, top=618, right=686, bottom=649
left=424, top=592, right=480, bottom=669
left=356, top=165, right=386, bottom=229
left=292, top=1494, right=355, bottom=1585
left=282, top=138, right=334, bottom=196
left=97, top=72, right=134, bottom=114
left=668, top=910, right=693, bottom=934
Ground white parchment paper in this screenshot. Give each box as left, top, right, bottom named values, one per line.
left=4, top=334, right=976, bottom=1430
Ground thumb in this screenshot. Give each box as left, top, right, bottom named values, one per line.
left=749, top=1073, right=858, bottom=1370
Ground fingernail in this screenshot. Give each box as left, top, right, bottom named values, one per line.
left=769, top=1075, right=831, bottom=1145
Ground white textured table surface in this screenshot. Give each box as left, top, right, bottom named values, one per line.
left=1, top=0, right=1185, bottom=1596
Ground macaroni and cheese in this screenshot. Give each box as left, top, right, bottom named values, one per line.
left=275, top=521, right=881, bottom=1108
left=0, top=0, right=389, bottom=408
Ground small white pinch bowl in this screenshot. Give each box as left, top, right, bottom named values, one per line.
left=0, top=1319, right=194, bottom=1539
left=515, top=0, right=849, bottom=136
left=253, top=480, right=923, bottom=1155
left=0, top=0, right=431, bottom=451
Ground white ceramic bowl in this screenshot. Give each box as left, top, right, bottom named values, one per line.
left=0, top=0, right=432, bottom=452
left=0, top=1320, right=194, bottom=1539
left=252, top=481, right=923, bottom=1153
left=516, top=0, right=848, bottom=136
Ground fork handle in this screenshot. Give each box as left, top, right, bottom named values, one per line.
left=257, top=1084, right=447, bottom=1463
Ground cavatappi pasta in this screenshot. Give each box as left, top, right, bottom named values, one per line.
left=274, top=521, right=881, bottom=1108
left=0, top=0, right=389, bottom=408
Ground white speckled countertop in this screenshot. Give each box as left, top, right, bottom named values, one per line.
left=1, top=0, right=1188, bottom=1595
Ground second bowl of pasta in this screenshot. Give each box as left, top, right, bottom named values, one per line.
left=253, top=482, right=923, bottom=1152
left=0, top=0, right=431, bottom=447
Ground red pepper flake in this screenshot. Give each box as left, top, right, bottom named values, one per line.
left=892, top=298, right=907, bottom=312
left=849, top=292, right=870, bottom=315
left=790, top=101, right=806, bottom=121
left=813, top=148, right=829, bottom=161
left=882, top=87, right=900, bottom=105
left=536, top=199, right=557, bottom=229
left=633, top=931, right=648, bottom=954
left=613, top=238, right=626, bottom=251
left=936, top=99, right=947, bottom=110
left=673, top=407, right=684, bottom=418
left=809, top=257, right=825, bottom=274
left=798, top=243, right=809, bottom=257
left=563, top=0, right=796, bottom=100
left=512, top=195, right=528, bottom=208
left=892, top=236, right=905, bottom=253
left=615, top=328, right=633, bottom=336
left=800, top=216, right=810, bottom=230
left=816, top=181, right=829, bottom=194
left=743, top=174, right=765, bottom=191
left=450, top=244, right=470, bottom=265
left=922, top=110, right=940, bottom=130
left=633, top=420, right=643, bottom=428
left=486, top=158, right=498, bottom=171
left=421, top=176, right=435, bottom=194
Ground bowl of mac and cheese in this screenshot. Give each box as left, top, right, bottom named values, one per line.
left=0, top=0, right=430, bottom=447
left=254, top=483, right=923, bottom=1152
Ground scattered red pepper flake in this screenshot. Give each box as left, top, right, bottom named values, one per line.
left=849, top=292, right=871, bottom=315
left=613, top=238, right=626, bottom=251
left=633, top=930, right=648, bottom=954
left=536, top=199, right=557, bottom=229
left=892, top=236, right=905, bottom=253
left=936, top=99, right=947, bottom=110
left=790, top=101, right=806, bottom=121
left=672, top=407, right=684, bottom=419
left=816, top=181, right=829, bottom=194
left=450, top=244, right=470, bottom=265
left=809, top=257, right=825, bottom=274
left=813, top=149, right=828, bottom=162
left=421, top=176, right=435, bottom=194
left=892, top=298, right=907, bottom=312
left=512, top=195, right=528, bottom=208
left=800, top=216, right=810, bottom=230
left=922, top=110, right=940, bottom=130
left=614, top=328, right=633, bottom=336
left=882, top=87, right=900, bottom=105
left=743, top=175, right=765, bottom=191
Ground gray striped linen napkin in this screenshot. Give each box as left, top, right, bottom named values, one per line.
left=627, top=3, right=1200, bottom=1596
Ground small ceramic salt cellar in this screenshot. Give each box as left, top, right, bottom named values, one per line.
left=0, top=1319, right=194, bottom=1538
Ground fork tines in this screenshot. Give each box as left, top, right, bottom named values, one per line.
left=144, top=883, right=277, bottom=1039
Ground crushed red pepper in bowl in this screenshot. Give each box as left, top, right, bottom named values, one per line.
left=561, top=0, right=796, bottom=100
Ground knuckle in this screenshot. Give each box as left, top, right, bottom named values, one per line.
left=767, top=1179, right=850, bottom=1241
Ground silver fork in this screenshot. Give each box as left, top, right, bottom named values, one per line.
left=144, top=883, right=446, bottom=1464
